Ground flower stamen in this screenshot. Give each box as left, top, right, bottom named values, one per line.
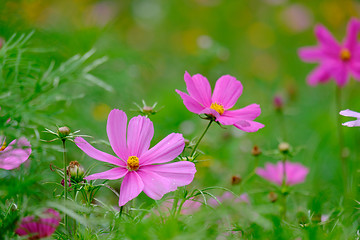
left=210, top=103, right=225, bottom=115
left=127, top=156, right=139, bottom=171
left=0, top=140, right=6, bottom=151
left=340, top=48, right=351, bottom=61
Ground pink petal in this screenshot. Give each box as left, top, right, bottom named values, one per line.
left=136, top=169, right=175, bottom=200
left=286, top=162, right=309, bottom=185
left=256, top=162, right=282, bottom=186
left=332, top=64, right=349, bottom=87
left=184, top=71, right=212, bottom=107
left=140, top=133, right=184, bottom=165
left=306, top=64, right=332, bottom=86
left=141, top=161, right=196, bottom=187
left=314, top=24, right=341, bottom=53
left=127, top=116, right=153, bottom=157
left=339, top=109, right=360, bottom=118
left=349, top=62, right=360, bottom=80
left=298, top=47, right=324, bottom=62
left=199, top=108, right=220, bottom=120
left=234, top=120, right=264, bottom=132
left=119, top=171, right=144, bottom=206
left=217, top=104, right=261, bottom=125
left=211, top=75, right=243, bottom=109
left=175, top=90, right=205, bottom=114
left=0, top=138, right=31, bottom=170
left=74, top=137, right=125, bottom=167
left=342, top=120, right=360, bottom=127
left=343, top=18, right=360, bottom=51
left=84, top=167, right=128, bottom=180
left=107, top=109, right=128, bottom=161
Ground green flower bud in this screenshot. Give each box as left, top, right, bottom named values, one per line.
left=58, top=126, right=70, bottom=139
left=67, top=161, right=84, bottom=183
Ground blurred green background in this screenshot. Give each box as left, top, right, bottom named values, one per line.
left=2, top=0, right=360, bottom=238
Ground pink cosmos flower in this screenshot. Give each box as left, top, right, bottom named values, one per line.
left=75, top=109, right=196, bottom=206
left=340, top=109, right=360, bottom=127
left=175, top=72, right=264, bottom=132
left=15, top=208, right=61, bottom=239
left=0, top=136, right=31, bottom=170
left=208, top=192, right=249, bottom=207
left=298, top=18, right=360, bottom=87
left=256, top=161, right=309, bottom=186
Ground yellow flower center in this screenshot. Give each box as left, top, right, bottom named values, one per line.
left=127, top=156, right=139, bottom=171
left=0, top=141, right=6, bottom=151
left=210, top=103, right=225, bottom=115
left=340, top=48, right=351, bottom=61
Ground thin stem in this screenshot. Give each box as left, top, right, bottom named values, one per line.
left=119, top=206, right=123, bottom=218
left=62, top=140, right=68, bottom=233
left=277, top=110, right=287, bottom=141
left=240, top=155, right=260, bottom=188
left=336, top=86, right=347, bottom=193
left=190, top=120, right=213, bottom=157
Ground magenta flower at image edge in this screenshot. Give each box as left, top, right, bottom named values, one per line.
left=75, top=109, right=196, bottom=206
left=256, top=161, right=309, bottom=186
left=15, top=208, right=61, bottom=239
left=298, top=18, right=360, bottom=87
left=0, top=136, right=31, bottom=170
left=175, top=72, right=264, bottom=132
left=340, top=109, right=360, bottom=127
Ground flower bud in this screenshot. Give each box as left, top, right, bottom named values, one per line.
left=268, top=191, right=278, bottom=203
left=184, top=138, right=190, bottom=146
left=231, top=175, right=242, bottom=185
left=142, top=106, right=154, bottom=113
left=273, top=95, right=284, bottom=111
left=278, top=142, right=290, bottom=154
left=58, top=126, right=70, bottom=139
left=67, top=161, right=85, bottom=183
left=61, top=178, right=71, bottom=188
left=251, top=145, right=262, bottom=156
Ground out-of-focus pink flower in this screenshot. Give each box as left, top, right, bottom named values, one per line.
left=256, top=161, right=309, bottom=186
left=298, top=18, right=360, bottom=87
left=158, top=198, right=202, bottom=215
left=176, top=72, right=264, bottom=132
left=340, top=109, right=360, bottom=127
left=76, top=109, right=196, bottom=206
left=15, top=208, right=61, bottom=239
left=0, top=137, right=31, bottom=170
left=208, top=192, right=249, bottom=207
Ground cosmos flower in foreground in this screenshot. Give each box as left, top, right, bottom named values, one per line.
left=298, top=18, right=360, bottom=87
left=339, top=109, right=360, bottom=127
left=75, top=109, right=196, bottom=206
left=256, top=161, right=309, bottom=186
left=175, top=72, right=264, bottom=132
left=15, top=208, right=61, bottom=239
left=0, top=136, right=31, bottom=170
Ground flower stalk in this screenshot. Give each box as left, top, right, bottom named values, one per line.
left=190, top=120, right=213, bottom=157
left=62, top=139, right=68, bottom=233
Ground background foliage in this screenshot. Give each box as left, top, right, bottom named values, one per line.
left=1, top=0, right=360, bottom=239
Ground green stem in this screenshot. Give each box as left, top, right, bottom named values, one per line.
left=190, top=120, right=213, bottom=157
left=240, top=155, right=260, bottom=188
left=62, top=140, right=68, bottom=233
left=336, top=86, right=347, bottom=193
left=119, top=206, right=123, bottom=218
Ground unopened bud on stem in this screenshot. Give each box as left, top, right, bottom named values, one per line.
left=278, top=142, right=290, bottom=154
left=58, top=126, right=70, bottom=139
